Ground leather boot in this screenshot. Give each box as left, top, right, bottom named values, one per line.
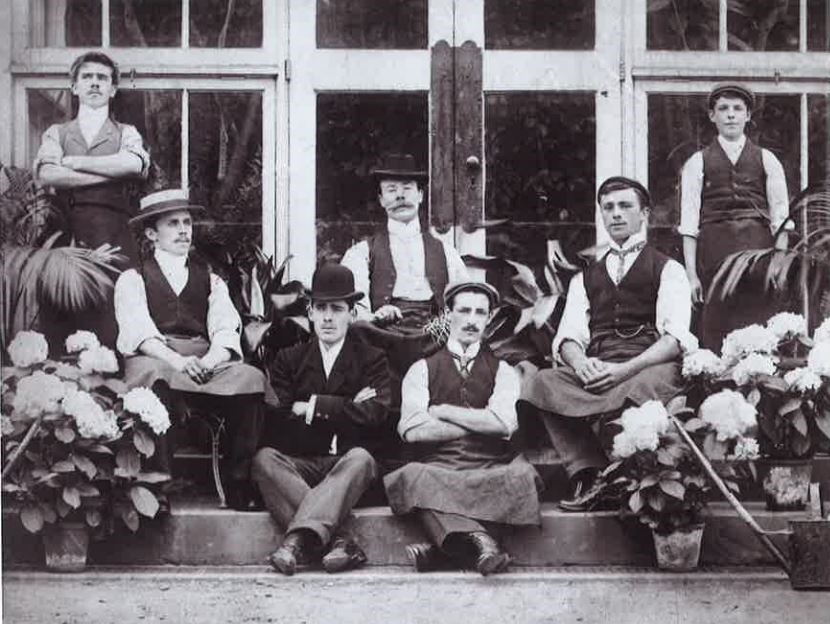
left=405, top=542, right=446, bottom=573
left=322, top=537, right=367, bottom=573
left=268, top=531, right=313, bottom=576
left=468, top=531, right=510, bottom=576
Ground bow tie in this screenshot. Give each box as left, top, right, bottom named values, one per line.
left=608, top=242, right=645, bottom=284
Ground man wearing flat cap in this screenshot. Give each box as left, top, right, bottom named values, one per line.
left=114, top=189, right=271, bottom=509
left=680, top=82, right=790, bottom=352
left=252, top=264, right=390, bottom=575
left=384, top=280, right=541, bottom=575
left=519, top=177, right=696, bottom=511
left=340, top=153, right=469, bottom=334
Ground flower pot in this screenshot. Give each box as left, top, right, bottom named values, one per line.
left=759, top=458, right=813, bottom=511
left=42, top=522, right=89, bottom=572
left=788, top=519, right=830, bottom=591
left=652, top=524, right=704, bottom=571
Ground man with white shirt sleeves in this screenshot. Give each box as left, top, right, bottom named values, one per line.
left=114, top=189, right=271, bottom=510
left=519, top=177, right=696, bottom=512
left=680, top=83, right=790, bottom=352
left=340, top=153, right=468, bottom=333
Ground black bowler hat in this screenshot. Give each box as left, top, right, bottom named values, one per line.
left=307, top=264, right=364, bottom=303
left=596, top=176, right=652, bottom=208
left=708, top=83, right=755, bottom=111
left=370, top=153, right=428, bottom=181
left=129, top=189, right=205, bottom=225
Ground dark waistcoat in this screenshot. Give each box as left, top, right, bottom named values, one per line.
left=55, top=119, right=131, bottom=214
left=701, top=138, right=767, bottom=223
left=368, top=229, right=449, bottom=311
left=426, top=347, right=500, bottom=409
left=142, top=257, right=210, bottom=338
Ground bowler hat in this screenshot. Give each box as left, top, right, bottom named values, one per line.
left=708, top=83, right=755, bottom=111
left=129, top=189, right=205, bottom=225
left=597, top=176, right=652, bottom=208
left=370, top=153, right=428, bottom=181
left=307, top=264, right=364, bottom=303
left=444, top=280, right=500, bottom=309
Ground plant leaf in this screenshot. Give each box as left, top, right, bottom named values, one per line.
left=55, top=498, right=71, bottom=518
left=20, top=505, right=44, bottom=533
left=121, top=507, right=140, bottom=532
left=647, top=491, right=666, bottom=511
left=76, top=483, right=100, bottom=497
left=129, top=486, right=160, bottom=518
left=116, top=447, right=141, bottom=477
left=813, top=409, right=830, bottom=441
left=72, top=454, right=97, bottom=479
left=85, top=509, right=102, bottom=528
left=684, top=418, right=706, bottom=432
left=791, top=410, right=809, bottom=436
left=659, top=480, right=686, bottom=500
left=136, top=471, right=173, bottom=484
left=39, top=502, right=57, bottom=524
left=133, top=429, right=155, bottom=458
left=51, top=460, right=76, bottom=473
left=54, top=425, right=76, bottom=443
left=87, top=444, right=114, bottom=455
left=629, top=490, right=643, bottom=513
left=62, top=486, right=81, bottom=509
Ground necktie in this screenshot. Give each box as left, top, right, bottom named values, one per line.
left=608, top=242, right=645, bottom=284
left=452, top=353, right=473, bottom=379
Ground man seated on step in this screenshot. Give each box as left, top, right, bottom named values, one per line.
left=383, top=281, right=542, bottom=576
left=252, top=264, right=390, bottom=575
left=114, top=189, right=272, bottom=510
left=518, top=177, right=697, bottom=512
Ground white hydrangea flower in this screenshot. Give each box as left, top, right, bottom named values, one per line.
left=807, top=341, right=830, bottom=377
left=682, top=349, right=726, bottom=379
left=7, top=331, right=49, bottom=368
left=766, top=312, right=807, bottom=341
left=64, top=330, right=100, bottom=354
left=612, top=432, right=639, bottom=459
left=612, top=400, right=670, bottom=459
left=731, top=436, right=760, bottom=461
left=731, top=353, right=778, bottom=386
left=813, top=317, right=830, bottom=344
left=699, top=389, right=757, bottom=441
left=122, top=387, right=171, bottom=435
left=1, top=415, right=14, bottom=436
left=12, top=371, right=66, bottom=417
left=721, top=324, right=779, bottom=362
left=784, top=367, right=823, bottom=393
left=77, top=345, right=119, bottom=374
left=63, top=388, right=119, bottom=439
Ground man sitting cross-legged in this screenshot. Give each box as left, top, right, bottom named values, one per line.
left=384, top=281, right=542, bottom=576
left=519, top=177, right=697, bottom=511
left=252, top=264, right=390, bottom=575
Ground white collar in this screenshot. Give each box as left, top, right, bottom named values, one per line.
left=77, top=104, right=110, bottom=126
left=387, top=218, right=422, bottom=238
left=607, top=224, right=648, bottom=253
left=717, top=134, right=746, bottom=153
left=154, top=247, right=188, bottom=270
left=447, top=337, right=481, bottom=359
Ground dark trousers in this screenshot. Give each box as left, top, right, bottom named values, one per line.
left=251, top=446, right=378, bottom=547
left=417, top=510, right=503, bottom=560
left=539, top=411, right=615, bottom=478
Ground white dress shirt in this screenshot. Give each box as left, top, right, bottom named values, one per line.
left=340, top=219, right=469, bottom=319
left=114, top=248, right=242, bottom=357
left=77, top=105, right=109, bottom=147
left=305, top=337, right=346, bottom=430
left=552, top=228, right=698, bottom=363
left=679, top=135, right=790, bottom=237
left=398, top=338, right=520, bottom=440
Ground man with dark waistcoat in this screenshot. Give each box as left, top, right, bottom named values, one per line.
left=384, top=281, right=541, bottom=575
left=680, top=83, right=790, bottom=352
left=114, top=189, right=271, bottom=510
left=518, top=177, right=696, bottom=512
left=252, top=264, right=390, bottom=575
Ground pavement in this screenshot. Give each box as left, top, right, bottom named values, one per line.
left=3, top=566, right=830, bottom=624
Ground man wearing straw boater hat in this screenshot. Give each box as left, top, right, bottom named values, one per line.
left=252, top=263, right=390, bottom=575
left=113, top=189, right=270, bottom=510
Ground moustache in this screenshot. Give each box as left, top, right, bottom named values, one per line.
left=462, top=324, right=480, bottom=332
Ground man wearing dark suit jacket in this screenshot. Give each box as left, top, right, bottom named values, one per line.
left=252, top=264, right=391, bottom=575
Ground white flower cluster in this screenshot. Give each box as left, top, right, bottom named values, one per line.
left=807, top=341, right=830, bottom=378
left=766, top=312, right=807, bottom=341
left=65, top=330, right=100, bottom=354
left=63, top=388, right=119, bottom=439
left=12, top=371, right=65, bottom=417
left=7, top=331, right=49, bottom=368
left=682, top=349, right=725, bottom=379
left=721, top=324, right=779, bottom=362
left=784, top=367, right=823, bottom=393
left=612, top=400, right=670, bottom=459
left=122, top=387, right=171, bottom=435
left=699, top=389, right=757, bottom=441
left=813, top=317, right=830, bottom=344
left=731, top=353, right=778, bottom=386
left=1, top=415, right=14, bottom=436
left=78, top=345, right=119, bottom=374
left=731, top=436, right=760, bottom=461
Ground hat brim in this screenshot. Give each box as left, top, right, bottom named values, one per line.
left=444, top=282, right=500, bottom=308
left=129, top=204, right=206, bottom=225
left=305, top=290, right=365, bottom=304
left=371, top=169, right=428, bottom=180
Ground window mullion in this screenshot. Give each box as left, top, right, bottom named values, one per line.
left=719, top=0, right=727, bottom=52
left=182, top=0, right=190, bottom=50
left=799, top=0, right=807, bottom=53
left=102, top=0, right=110, bottom=48
left=181, top=88, right=189, bottom=191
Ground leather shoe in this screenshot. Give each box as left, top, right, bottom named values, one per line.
left=405, top=542, right=448, bottom=573
left=468, top=531, right=510, bottom=576
left=558, top=468, right=617, bottom=512
left=322, top=537, right=367, bottom=573
left=268, top=532, right=314, bottom=576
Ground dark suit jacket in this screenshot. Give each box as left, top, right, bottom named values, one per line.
left=262, top=331, right=391, bottom=457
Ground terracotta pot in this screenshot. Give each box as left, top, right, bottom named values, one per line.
left=42, top=522, right=89, bottom=572
left=652, top=524, right=704, bottom=571
left=759, top=458, right=813, bottom=511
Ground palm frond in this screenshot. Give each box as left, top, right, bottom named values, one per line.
left=708, top=249, right=773, bottom=301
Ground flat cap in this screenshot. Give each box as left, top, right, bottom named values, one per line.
left=444, top=280, right=500, bottom=309
left=708, top=83, right=755, bottom=110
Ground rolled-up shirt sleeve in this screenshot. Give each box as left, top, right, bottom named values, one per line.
left=678, top=151, right=704, bottom=238
left=762, top=149, right=792, bottom=234
left=33, top=125, right=64, bottom=179
left=120, top=124, right=150, bottom=179
left=207, top=274, right=243, bottom=359
left=551, top=273, right=591, bottom=364
left=398, top=359, right=431, bottom=438
left=488, top=361, right=520, bottom=437
left=443, top=242, right=470, bottom=283
left=114, top=269, right=165, bottom=355
left=340, top=240, right=373, bottom=319
left=657, top=260, right=698, bottom=353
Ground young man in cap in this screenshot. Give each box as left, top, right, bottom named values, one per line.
left=340, top=153, right=468, bottom=334
left=680, top=82, right=790, bottom=352
left=384, top=281, right=541, bottom=575
left=519, top=177, right=696, bottom=511
left=114, top=189, right=271, bottom=509
left=252, top=264, right=390, bottom=575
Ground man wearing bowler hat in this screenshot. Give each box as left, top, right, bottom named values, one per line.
left=113, top=189, right=271, bottom=509
left=340, top=153, right=469, bottom=334
left=252, top=264, right=390, bottom=575
left=680, top=82, right=791, bottom=352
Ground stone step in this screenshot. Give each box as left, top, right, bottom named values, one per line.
left=2, top=499, right=805, bottom=569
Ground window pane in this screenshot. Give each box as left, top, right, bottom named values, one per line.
left=316, top=93, right=428, bottom=264
left=111, top=0, right=181, bottom=47
left=485, top=92, right=596, bottom=269
left=485, top=0, right=594, bottom=50
left=30, top=0, right=101, bottom=47
left=808, top=0, right=829, bottom=51
left=190, top=0, right=262, bottom=48
left=189, top=91, right=263, bottom=253
left=646, top=0, right=718, bottom=51
left=808, top=94, right=829, bottom=186
left=728, top=0, right=799, bottom=51
left=316, top=0, right=427, bottom=49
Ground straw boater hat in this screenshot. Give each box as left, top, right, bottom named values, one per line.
left=129, top=189, right=205, bottom=225
left=443, top=280, right=501, bottom=309
left=708, top=82, right=755, bottom=111
left=370, top=153, right=428, bottom=182
left=306, top=264, right=364, bottom=304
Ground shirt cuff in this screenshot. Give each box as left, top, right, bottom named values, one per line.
left=210, top=330, right=242, bottom=360
left=660, top=323, right=699, bottom=354
left=677, top=226, right=699, bottom=238
left=305, top=395, right=317, bottom=425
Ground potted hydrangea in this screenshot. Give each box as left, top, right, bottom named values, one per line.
left=2, top=330, right=171, bottom=571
